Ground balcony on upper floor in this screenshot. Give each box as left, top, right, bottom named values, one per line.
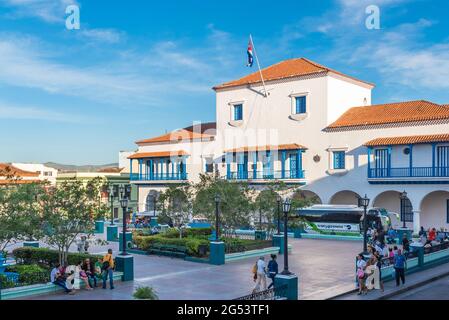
left=128, top=151, right=189, bottom=183
left=224, top=144, right=307, bottom=184
left=365, top=134, right=449, bottom=184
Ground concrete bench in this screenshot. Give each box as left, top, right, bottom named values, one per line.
left=0, top=272, right=123, bottom=300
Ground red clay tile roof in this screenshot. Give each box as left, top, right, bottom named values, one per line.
left=0, top=179, right=40, bottom=185
left=0, top=163, right=39, bottom=177
left=365, top=134, right=449, bottom=147
left=213, top=58, right=374, bottom=90
left=224, top=143, right=307, bottom=153
left=136, top=122, right=216, bottom=145
left=128, top=151, right=189, bottom=160
left=327, top=100, right=449, bottom=129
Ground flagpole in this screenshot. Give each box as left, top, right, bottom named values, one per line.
left=250, top=34, right=268, bottom=97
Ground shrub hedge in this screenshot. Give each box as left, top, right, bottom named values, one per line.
left=12, top=247, right=102, bottom=267
left=133, top=235, right=210, bottom=257
left=5, top=264, right=50, bottom=286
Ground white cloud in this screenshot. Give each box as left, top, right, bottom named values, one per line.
left=2, top=0, right=77, bottom=23
left=350, top=20, right=449, bottom=91
left=0, top=100, right=87, bottom=123
left=79, top=28, right=124, bottom=44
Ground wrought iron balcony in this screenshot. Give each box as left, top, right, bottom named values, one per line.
left=130, top=172, right=188, bottom=181
left=227, top=170, right=305, bottom=181
left=368, top=167, right=449, bottom=179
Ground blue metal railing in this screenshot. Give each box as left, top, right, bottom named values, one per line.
left=130, top=172, right=188, bottom=181
left=228, top=170, right=305, bottom=180
left=369, top=167, right=449, bottom=178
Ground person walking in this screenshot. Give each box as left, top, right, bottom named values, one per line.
left=253, top=256, right=267, bottom=293
left=373, top=252, right=384, bottom=292
left=356, top=254, right=367, bottom=295
left=267, top=254, right=279, bottom=289
left=102, top=249, right=115, bottom=290
left=394, top=249, right=406, bottom=286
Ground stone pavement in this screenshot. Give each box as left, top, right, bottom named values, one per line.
left=389, top=275, right=449, bottom=300
left=18, top=238, right=361, bottom=300
left=332, top=261, right=449, bottom=300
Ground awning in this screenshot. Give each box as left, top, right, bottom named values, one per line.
left=224, top=143, right=307, bottom=153
left=128, top=150, right=189, bottom=159
left=364, top=134, right=449, bottom=147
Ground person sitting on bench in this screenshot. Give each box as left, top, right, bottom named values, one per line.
left=50, top=263, right=74, bottom=294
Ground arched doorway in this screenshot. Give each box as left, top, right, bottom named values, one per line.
left=420, top=191, right=449, bottom=230
left=373, top=190, right=413, bottom=229
left=145, top=190, right=159, bottom=213
left=293, top=190, right=322, bottom=205
left=330, top=190, right=361, bottom=205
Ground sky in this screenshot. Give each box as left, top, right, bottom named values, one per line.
left=0, top=0, right=448, bottom=165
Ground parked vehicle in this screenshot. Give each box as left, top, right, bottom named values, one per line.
left=295, top=205, right=396, bottom=234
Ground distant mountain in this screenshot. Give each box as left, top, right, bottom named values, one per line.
left=45, top=162, right=119, bottom=173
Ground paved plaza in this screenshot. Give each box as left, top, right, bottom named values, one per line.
left=17, top=238, right=360, bottom=300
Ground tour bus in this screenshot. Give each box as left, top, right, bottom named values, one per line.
left=295, top=205, right=395, bottom=234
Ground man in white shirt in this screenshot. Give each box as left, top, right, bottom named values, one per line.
left=253, top=256, right=267, bottom=292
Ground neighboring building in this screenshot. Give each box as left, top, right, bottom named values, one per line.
left=12, top=163, right=58, bottom=185
left=57, top=169, right=138, bottom=220
left=0, top=163, right=40, bottom=185
left=128, top=57, right=449, bottom=233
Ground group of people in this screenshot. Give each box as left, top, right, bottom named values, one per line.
left=252, top=255, right=279, bottom=293
left=50, top=249, right=116, bottom=295
left=418, top=227, right=449, bottom=247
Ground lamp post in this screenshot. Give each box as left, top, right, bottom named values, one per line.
left=153, top=194, right=157, bottom=218
left=358, top=194, right=370, bottom=254
left=400, top=191, right=408, bottom=229
left=119, top=185, right=129, bottom=256
left=281, top=198, right=292, bottom=275
left=214, top=194, right=220, bottom=241
left=109, top=186, right=115, bottom=226
left=276, top=195, right=282, bottom=235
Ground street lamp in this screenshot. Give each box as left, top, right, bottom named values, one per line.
left=120, top=185, right=129, bottom=256
left=281, top=198, right=292, bottom=275
left=153, top=194, right=158, bottom=218
left=276, top=195, right=282, bottom=235
left=214, top=194, right=221, bottom=241
left=109, top=186, right=115, bottom=226
left=358, top=194, right=370, bottom=254
left=400, top=191, right=408, bottom=229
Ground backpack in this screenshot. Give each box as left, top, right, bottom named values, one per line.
left=252, top=263, right=257, bottom=274
left=102, top=261, right=110, bottom=271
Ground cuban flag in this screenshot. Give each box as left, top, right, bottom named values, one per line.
left=247, top=38, right=254, bottom=67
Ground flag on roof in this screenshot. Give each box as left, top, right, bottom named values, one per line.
left=247, top=38, right=254, bottom=67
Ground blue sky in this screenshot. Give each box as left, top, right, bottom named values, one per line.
left=0, top=0, right=448, bottom=165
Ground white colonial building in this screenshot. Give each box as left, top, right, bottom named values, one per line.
left=10, top=163, right=58, bottom=185
left=128, top=58, right=449, bottom=233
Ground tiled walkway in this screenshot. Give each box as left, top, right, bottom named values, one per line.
left=18, top=238, right=361, bottom=300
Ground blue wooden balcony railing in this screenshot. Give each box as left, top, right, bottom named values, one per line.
left=130, top=172, right=188, bottom=181
left=228, top=170, right=305, bottom=180
left=368, top=167, right=449, bottom=178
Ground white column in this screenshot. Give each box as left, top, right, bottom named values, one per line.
left=413, top=210, right=421, bottom=235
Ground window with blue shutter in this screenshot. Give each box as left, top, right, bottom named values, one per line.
left=295, top=96, right=307, bottom=114
left=333, top=151, right=346, bottom=170
left=234, top=104, right=243, bottom=121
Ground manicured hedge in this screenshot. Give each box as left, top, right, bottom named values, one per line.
left=12, top=247, right=102, bottom=267
left=6, top=264, right=50, bottom=286
left=133, top=235, right=210, bottom=257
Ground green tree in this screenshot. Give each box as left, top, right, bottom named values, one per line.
left=158, top=185, right=192, bottom=238
left=85, top=177, right=109, bottom=221
left=192, top=175, right=253, bottom=231
left=42, top=180, right=95, bottom=264
left=12, top=183, right=47, bottom=242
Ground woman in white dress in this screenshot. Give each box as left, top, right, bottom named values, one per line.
left=365, top=257, right=381, bottom=291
